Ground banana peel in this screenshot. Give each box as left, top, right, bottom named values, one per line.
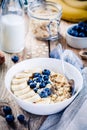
left=63, top=0, right=87, bottom=10
left=47, top=0, right=87, bottom=23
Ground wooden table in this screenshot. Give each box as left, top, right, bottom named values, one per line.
left=0, top=16, right=87, bottom=130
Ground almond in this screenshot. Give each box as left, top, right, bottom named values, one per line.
left=0, top=51, right=5, bottom=65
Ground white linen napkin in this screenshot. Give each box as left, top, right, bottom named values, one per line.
left=50, top=44, right=83, bottom=72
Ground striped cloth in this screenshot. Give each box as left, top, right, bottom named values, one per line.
left=40, top=67, right=87, bottom=130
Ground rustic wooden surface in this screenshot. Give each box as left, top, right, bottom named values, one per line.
left=0, top=15, right=87, bottom=130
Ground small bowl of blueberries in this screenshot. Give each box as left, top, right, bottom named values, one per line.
left=66, top=21, right=87, bottom=49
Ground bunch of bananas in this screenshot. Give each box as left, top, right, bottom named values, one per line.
left=47, top=0, right=87, bottom=23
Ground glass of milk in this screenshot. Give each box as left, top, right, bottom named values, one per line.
left=0, top=0, right=26, bottom=53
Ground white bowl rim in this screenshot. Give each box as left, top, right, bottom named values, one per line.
left=66, top=24, right=87, bottom=39
left=5, top=58, right=83, bottom=107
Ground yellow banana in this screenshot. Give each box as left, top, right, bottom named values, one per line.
left=47, top=0, right=87, bottom=23
left=63, top=0, right=87, bottom=10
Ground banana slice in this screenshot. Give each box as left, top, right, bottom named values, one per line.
left=24, top=94, right=41, bottom=103
left=14, top=86, right=30, bottom=96
left=15, top=72, right=32, bottom=79
left=18, top=90, right=36, bottom=99
left=12, top=78, right=28, bottom=85
left=24, top=68, right=42, bottom=73
left=11, top=82, right=27, bottom=91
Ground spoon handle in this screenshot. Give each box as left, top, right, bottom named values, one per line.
left=57, top=43, right=65, bottom=75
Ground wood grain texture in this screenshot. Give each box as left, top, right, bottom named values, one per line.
left=0, top=15, right=87, bottom=130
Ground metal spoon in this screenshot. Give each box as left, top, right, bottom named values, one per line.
left=57, top=43, right=76, bottom=95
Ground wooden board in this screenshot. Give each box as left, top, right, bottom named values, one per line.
left=0, top=15, right=87, bottom=130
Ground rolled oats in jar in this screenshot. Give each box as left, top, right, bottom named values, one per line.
left=28, top=1, right=62, bottom=40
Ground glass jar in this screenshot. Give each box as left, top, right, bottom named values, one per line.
left=28, top=1, right=62, bottom=41
left=0, top=0, right=26, bottom=53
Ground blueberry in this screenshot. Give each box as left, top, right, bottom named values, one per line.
left=17, top=114, right=25, bottom=123
left=79, top=26, right=85, bottom=31
left=30, top=82, right=36, bottom=89
left=79, top=32, right=85, bottom=37
left=35, top=77, right=43, bottom=82
left=68, top=29, right=78, bottom=37
left=74, top=31, right=79, bottom=37
left=73, top=25, right=81, bottom=32
left=43, top=75, right=49, bottom=81
left=85, top=28, right=87, bottom=32
left=39, top=82, right=46, bottom=88
left=33, top=73, right=41, bottom=78
left=27, top=79, right=33, bottom=85
left=78, top=22, right=85, bottom=27
left=11, top=56, right=19, bottom=63
left=73, top=30, right=78, bottom=37
left=33, top=87, right=38, bottom=93
left=39, top=91, right=48, bottom=98
left=44, top=80, right=50, bottom=85
left=42, top=69, right=50, bottom=76
left=5, top=114, right=14, bottom=123
left=39, top=75, right=43, bottom=78
left=44, top=88, right=52, bottom=96
left=68, top=29, right=73, bottom=35
left=84, top=28, right=87, bottom=36
left=84, top=23, right=87, bottom=29
left=78, top=22, right=87, bottom=31
left=3, top=106, right=12, bottom=116
left=72, top=25, right=78, bottom=30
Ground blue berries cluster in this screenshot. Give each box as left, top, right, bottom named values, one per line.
left=68, top=22, right=87, bottom=37
left=3, top=106, right=25, bottom=125
left=27, top=69, right=52, bottom=98
left=3, top=106, right=14, bottom=123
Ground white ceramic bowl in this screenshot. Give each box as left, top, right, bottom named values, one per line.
left=66, top=24, right=87, bottom=49
left=5, top=58, right=83, bottom=115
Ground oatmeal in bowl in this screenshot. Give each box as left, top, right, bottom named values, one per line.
left=5, top=58, right=83, bottom=115
left=11, top=68, right=72, bottom=104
